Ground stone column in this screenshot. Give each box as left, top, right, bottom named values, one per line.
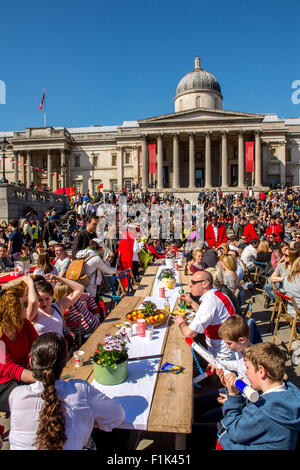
left=279, top=141, right=286, bottom=187
left=173, top=133, right=180, bottom=188
left=157, top=134, right=164, bottom=189
left=255, top=131, right=262, bottom=187
left=27, top=151, right=32, bottom=188
left=117, top=146, right=123, bottom=191
left=205, top=131, right=212, bottom=188
left=238, top=131, right=245, bottom=188
left=188, top=132, right=195, bottom=188
left=13, top=151, right=18, bottom=184
left=61, top=149, right=66, bottom=189
left=141, top=135, right=148, bottom=190
left=21, top=154, right=26, bottom=185
left=47, top=149, right=52, bottom=190
left=221, top=131, right=228, bottom=188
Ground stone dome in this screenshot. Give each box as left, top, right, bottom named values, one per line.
left=176, top=57, right=222, bottom=96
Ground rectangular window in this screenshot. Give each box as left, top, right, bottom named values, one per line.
left=112, top=154, right=117, bottom=166
left=111, top=180, right=118, bottom=191
left=124, top=179, right=132, bottom=191
left=125, top=152, right=131, bottom=164
left=74, top=156, right=80, bottom=167
left=286, top=148, right=291, bottom=161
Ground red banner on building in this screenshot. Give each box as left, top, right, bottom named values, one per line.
left=148, top=144, right=157, bottom=174
left=245, top=141, right=254, bottom=172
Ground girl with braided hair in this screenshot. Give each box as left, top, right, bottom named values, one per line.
left=8, top=332, right=125, bottom=450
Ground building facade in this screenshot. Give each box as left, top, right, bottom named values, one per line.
left=1, top=57, right=300, bottom=195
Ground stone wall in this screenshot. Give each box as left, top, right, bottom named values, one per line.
left=0, top=184, right=69, bottom=222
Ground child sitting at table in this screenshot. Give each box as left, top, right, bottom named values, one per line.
left=193, top=315, right=251, bottom=426
left=218, top=342, right=300, bottom=450
left=8, top=332, right=125, bottom=449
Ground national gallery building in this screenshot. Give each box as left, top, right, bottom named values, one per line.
left=1, top=57, right=300, bottom=197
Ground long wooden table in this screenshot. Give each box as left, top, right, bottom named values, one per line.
left=62, top=260, right=194, bottom=449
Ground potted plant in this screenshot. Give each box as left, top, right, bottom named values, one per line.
left=158, top=267, right=177, bottom=289
left=165, top=251, right=176, bottom=269
left=92, top=330, right=129, bottom=385
left=15, top=254, right=30, bottom=274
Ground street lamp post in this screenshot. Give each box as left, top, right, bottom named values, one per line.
left=0, top=137, right=8, bottom=183
left=61, top=164, right=66, bottom=194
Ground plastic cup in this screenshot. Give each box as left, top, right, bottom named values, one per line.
left=159, top=286, right=165, bottom=298
left=73, top=350, right=84, bottom=368
left=132, top=323, right=138, bottom=335
left=146, top=328, right=153, bottom=341
left=137, top=319, right=146, bottom=337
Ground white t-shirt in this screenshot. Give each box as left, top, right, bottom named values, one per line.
left=9, top=379, right=125, bottom=450
left=55, top=256, right=71, bottom=276
left=34, top=303, right=64, bottom=336
left=189, top=288, right=235, bottom=361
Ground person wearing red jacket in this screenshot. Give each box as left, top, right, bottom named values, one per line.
left=205, top=215, right=228, bottom=249
left=265, top=217, right=283, bottom=243
left=243, top=217, right=259, bottom=244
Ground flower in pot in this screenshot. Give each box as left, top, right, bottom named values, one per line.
left=92, top=330, right=129, bottom=385
left=158, top=268, right=176, bottom=289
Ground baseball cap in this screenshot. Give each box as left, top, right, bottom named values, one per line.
left=49, top=240, right=59, bottom=246
left=91, top=238, right=104, bottom=246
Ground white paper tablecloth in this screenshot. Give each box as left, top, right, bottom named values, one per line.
left=91, top=261, right=181, bottom=430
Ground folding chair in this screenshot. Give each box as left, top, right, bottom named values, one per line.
left=119, top=268, right=137, bottom=287
left=253, top=260, right=267, bottom=292
left=269, top=281, right=280, bottom=328
left=272, top=291, right=300, bottom=354
left=110, top=273, right=134, bottom=297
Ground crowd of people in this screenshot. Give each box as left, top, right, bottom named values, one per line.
left=0, top=186, right=299, bottom=450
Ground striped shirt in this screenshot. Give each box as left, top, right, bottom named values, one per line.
left=65, top=293, right=101, bottom=334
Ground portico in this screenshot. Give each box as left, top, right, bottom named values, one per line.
left=140, top=124, right=264, bottom=191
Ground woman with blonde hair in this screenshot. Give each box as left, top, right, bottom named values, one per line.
left=256, top=240, right=272, bottom=263
left=283, top=256, right=300, bottom=317
left=219, top=254, right=239, bottom=293
left=33, top=252, right=58, bottom=277
left=0, top=276, right=38, bottom=415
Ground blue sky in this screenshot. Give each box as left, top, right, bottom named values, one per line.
left=1, top=0, right=300, bottom=131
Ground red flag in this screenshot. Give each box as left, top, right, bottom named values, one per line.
left=148, top=144, right=156, bottom=174
left=245, top=141, right=254, bottom=172
left=97, top=183, right=103, bottom=191
left=39, top=90, right=45, bottom=110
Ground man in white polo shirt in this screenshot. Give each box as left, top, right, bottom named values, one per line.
left=174, top=270, right=236, bottom=361
left=54, top=244, right=71, bottom=278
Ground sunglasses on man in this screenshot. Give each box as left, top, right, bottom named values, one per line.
left=190, top=279, right=206, bottom=285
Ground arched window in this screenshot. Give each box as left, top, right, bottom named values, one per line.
left=179, top=99, right=183, bottom=111
left=196, top=96, right=201, bottom=108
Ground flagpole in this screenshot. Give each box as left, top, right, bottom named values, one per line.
left=44, top=89, right=46, bottom=127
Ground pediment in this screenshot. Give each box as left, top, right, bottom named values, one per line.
left=139, top=108, right=264, bottom=126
